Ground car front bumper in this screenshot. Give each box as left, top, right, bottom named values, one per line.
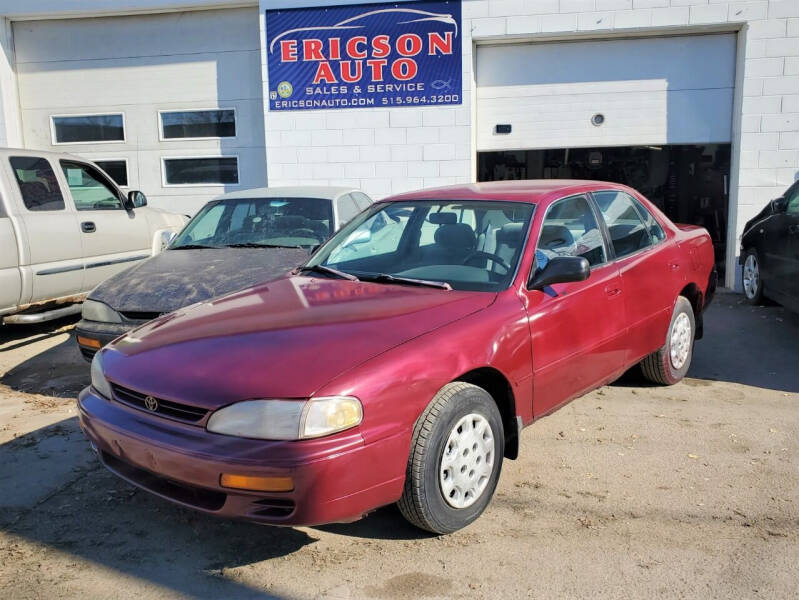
left=75, top=320, right=133, bottom=361
left=77, top=387, right=407, bottom=526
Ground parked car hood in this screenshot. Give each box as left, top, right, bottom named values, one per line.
left=90, top=247, right=309, bottom=315
left=102, top=276, right=495, bottom=408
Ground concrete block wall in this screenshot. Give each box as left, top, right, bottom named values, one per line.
left=260, top=0, right=799, bottom=288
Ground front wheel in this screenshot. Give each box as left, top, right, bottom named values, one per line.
left=742, top=248, right=763, bottom=305
left=640, top=296, right=696, bottom=385
left=397, top=382, right=504, bottom=534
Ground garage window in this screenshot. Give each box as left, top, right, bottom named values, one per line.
left=160, top=109, right=236, bottom=140
left=94, top=159, right=128, bottom=187
left=162, top=157, right=239, bottom=186
left=9, top=156, right=65, bottom=211
left=51, top=114, right=125, bottom=144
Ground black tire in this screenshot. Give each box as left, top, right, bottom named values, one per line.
left=640, top=296, right=696, bottom=386
left=742, top=248, right=764, bottom=305
left=397, top=382, right=504, bottom=535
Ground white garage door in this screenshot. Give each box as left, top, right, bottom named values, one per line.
left=476, top=34, right=735, bottom=152
left=14, top=8, right=266, bottom=215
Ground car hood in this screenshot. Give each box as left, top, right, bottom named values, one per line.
left=102, top=276, right=496, bottom=408
left=90, top=247, right=309, bottom=315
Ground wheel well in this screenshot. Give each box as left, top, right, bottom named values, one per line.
left=454, top=367, right=520, bottom=460
left=679, top=283, right=704, bottom=340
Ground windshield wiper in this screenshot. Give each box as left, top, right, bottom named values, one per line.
left=357, top=273, right=451, bottom=290
left=297, top=264, right=359, bottom=281
left=170, top=244, right=221, bottom=250
left=225, top=242, right=305, bottom=249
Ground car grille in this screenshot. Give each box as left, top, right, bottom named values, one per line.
left=101, top=451, right=226, bottom=511
left=120, top=311, right=162, bottom=322
left=111, top=384, right=208, bottom=424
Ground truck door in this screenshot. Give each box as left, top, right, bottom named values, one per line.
left=58, top=160, right=151, bottom=290
left=7, top=155, right=84, bottom=305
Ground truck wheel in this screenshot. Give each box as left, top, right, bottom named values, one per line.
left=397, top=382, right=504, bottom=534
left=742, top=248, right=763, bottom=305
left=640, top=296, right=695, bottom=386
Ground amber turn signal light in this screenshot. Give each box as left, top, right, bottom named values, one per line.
left=220, top=473, right=294, bottom=492
left=77, top=336, right=102, bottom=349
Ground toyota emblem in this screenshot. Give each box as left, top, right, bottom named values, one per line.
left=144, top=396, right=158, bottom=412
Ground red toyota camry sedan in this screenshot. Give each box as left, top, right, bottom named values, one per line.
left=79, top=181, right=716, bottom=534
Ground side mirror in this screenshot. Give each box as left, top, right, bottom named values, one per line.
left=127, top=190, right=147, bottom=210
left=772, top=197, right=787, bottom=213
left=529, top=256, right=590, bottom=290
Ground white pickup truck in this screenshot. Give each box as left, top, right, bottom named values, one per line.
left=0, top=148, right=187, bottom=325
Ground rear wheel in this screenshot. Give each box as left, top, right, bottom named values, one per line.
left=640, top=296, right=695, bottom=385
left=398, top=382, right=504, bottom=534
left=742, top=248, right=763, bottom=305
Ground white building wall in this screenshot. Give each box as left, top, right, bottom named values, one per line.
left=0, top=17, right=22, bottom=147
left=13, top=7, right=266, bottom=215
left=260, top=0, right=799, bottom=288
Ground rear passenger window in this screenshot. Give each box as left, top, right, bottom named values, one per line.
left=594, top=191, right=653, bottom=259
left=630, top=196, right=666, bottom=243
left=9, top=156, right=65, bottom=211
left=537, top=195, right=606, bottom=269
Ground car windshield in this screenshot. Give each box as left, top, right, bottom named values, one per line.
left=305, top=200, right=535, bottom=292
left=171, top=196, right=334, bottom=249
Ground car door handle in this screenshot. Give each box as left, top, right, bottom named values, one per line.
left=669, top=262, right=680, bottom=271
left=789, top=224, right=799, bottom=235
left=81, top=221, right=96, bottom=233
left=604, top=286, right=621, bottom=297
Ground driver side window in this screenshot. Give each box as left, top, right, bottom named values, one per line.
left=536, top=195, right=606, bottom=271
left=60, top=161, right=122, bottom=211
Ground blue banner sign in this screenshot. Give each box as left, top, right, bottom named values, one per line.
left=266, top=1, right=462, bottom=111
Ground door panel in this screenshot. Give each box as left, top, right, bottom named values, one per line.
left=525, top=264, right=625, bottom=417
left=7, top=155, right=85, bottom=303
left=523, top=194, right=626, bottom=417
left=0, top=218, right=22, bottom=312
left=59, top=160, right=151, bottom=289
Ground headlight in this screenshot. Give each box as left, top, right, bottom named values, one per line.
left=82, top=299, right=122, bottom=323
left=206, top=396, right=362, bottom=440
left=90, top=352, right=114, bottom=399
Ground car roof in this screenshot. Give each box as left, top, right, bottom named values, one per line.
left=215, top=186, right=360, bottom=201
left=0, top=146, right=105, bottom=162
left=382, top=180, right=634, bottom=204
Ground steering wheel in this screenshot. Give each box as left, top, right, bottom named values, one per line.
left=288, top=228, right=323, bottom=241
left=462, top=251, right=511, bottom=272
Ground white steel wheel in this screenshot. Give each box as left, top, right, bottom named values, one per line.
left=439, top=413, right=494, bottom=509
left=669, top=312, right=692, bottom=370
left=398, top=382, right=504, bottom=535
left=640, top=296, right=696, bottom=386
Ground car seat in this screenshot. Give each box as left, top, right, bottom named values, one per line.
left=430, top=223, right=477, bottom=264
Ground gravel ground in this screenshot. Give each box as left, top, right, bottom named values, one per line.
left=0, top=290, right=797, bottom=600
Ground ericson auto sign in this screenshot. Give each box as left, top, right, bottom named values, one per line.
left=266, top=0, right=462, bottom=111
